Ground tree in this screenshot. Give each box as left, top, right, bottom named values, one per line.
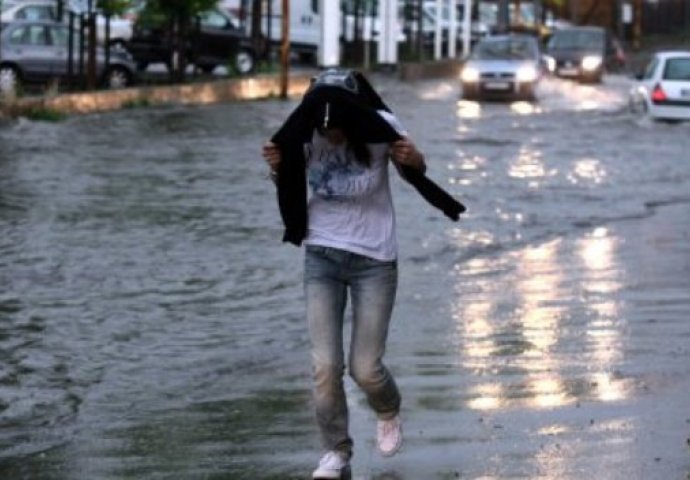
left=98, top=0, right=131, bottom=15
left=142, top=0, right=218, bottom=81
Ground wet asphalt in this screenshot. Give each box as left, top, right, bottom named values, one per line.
left=1, top=73, right=690, bottom=479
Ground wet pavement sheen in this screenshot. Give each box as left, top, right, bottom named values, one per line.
left=1, top=75, right=690, bottom=479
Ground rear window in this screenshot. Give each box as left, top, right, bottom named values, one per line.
left=663, top=58, right=690, bottom=81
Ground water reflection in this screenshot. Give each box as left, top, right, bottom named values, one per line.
left=419, top=82, right=456, bottom=100
left=510, top=101, right=541, bottom=116
left=569, top=158, right=607, bottom=185
left=456, top=100, right=482, bottom=119
left=508, top=145, right=555, bottom=188
left=453, top=227, right=628, bottom=411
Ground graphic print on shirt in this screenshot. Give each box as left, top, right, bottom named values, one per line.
left=307, top=144, right=379, bottom=200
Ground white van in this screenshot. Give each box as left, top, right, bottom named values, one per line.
left=219, top=0, right=403, bottom=61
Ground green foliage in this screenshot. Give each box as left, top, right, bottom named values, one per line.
left=138, top=0, right=219, bottom=82
left=25, top=106, right=66, bottom=122
left=122, top=97, right=151, bottom=109
left=97, top=0, right=133, bottom=16
left=144, top=0, right=217, bottom=19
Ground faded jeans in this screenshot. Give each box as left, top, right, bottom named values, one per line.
left=304, top=245, right=401, bottom=457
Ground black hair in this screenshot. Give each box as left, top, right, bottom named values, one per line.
left=310, top=102, right=372, bottom=167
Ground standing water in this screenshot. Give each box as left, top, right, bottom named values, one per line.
left=1, top=75, right=690, bottom=479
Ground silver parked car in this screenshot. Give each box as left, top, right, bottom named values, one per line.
left=460, top=34, right=544, bottom=101
left=0, top=20, right=137, bottom=96
left=1, top=0, right=134, bottom=48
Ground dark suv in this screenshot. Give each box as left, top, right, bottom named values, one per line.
left=546, top=26, right=625, bottom=83
left=126, top=8, right=255, bottom=74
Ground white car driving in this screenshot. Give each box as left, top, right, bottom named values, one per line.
left=629, top=50, right=690, bottom=122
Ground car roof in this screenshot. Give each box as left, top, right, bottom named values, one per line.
left=3, top=0, right=55, bottom=6
left=2, top=19, right=65, bottom=27
left=482, top=34, right=537, bottom=42
left=554, top=26, right=605, bottom=33
left=655, top=50, right=690, bottom=59
left=6, top=0, right=55, bottom=4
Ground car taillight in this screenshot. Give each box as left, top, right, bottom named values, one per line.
left=651, top=84, right=667, bottom=102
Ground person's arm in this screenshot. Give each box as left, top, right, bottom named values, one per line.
left=262, top=141, right=281, bottom=182
left=390, top=137, right=426, bottom=174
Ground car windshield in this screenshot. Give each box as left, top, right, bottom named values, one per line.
left=473, top=38, right=535, bottom=60
left=663, top=58, right=690, bottom=81
left=549, top=30, right=604, bottom=50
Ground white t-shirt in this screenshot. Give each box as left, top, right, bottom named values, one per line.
left=303, top=111, right=406, bottom=261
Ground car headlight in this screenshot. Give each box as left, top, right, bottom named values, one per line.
left=581, top=55, right=602, bottom=71
left=516, top=65, right=538, bottom=83
left=543, top=55, right=556, bottom=73
left=461, top=66, right=480, bottom=83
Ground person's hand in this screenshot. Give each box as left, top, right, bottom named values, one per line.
left=391, top=137, right=426, bottom=173
left=262, top=141, right=281, bottom=172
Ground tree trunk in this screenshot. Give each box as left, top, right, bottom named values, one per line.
left=251, top=0, right=265, bottom=59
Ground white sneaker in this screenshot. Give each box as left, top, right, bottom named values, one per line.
left=312, top=450, right=350, bottom=479
left=377, top=415, right=403, bottom=457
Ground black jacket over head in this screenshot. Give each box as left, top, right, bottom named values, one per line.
left=270, top=69, right=466, bottom=246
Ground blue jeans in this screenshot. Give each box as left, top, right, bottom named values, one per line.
left=304, top=245, right=401, bottom=456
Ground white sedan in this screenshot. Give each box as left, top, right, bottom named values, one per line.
left=629, top=51, right=690, bottom=121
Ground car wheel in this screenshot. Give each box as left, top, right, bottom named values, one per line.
left=104, top=66, right=131, bottom=89
left=198, top=64, right=217, bottom=74
left=233, top=49, right=255, bottom=75
left=109, top=39, right=127, bottom=51
left=628, top=95, right=643, bottom=114
left=0, top=65, right=20, bottom=97
left=521, top=85, right=536, bottom=102
left=461, top=84, right=477, bottom=101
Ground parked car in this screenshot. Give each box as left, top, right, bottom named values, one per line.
left=126, top=7, right=255, bottom=74
left=0, top=20, right=137, bottom=96
left=544, top=26, right=625, bottom=83
left=0, top=0, right=133, bottom=48
left=629, top=51, right=690, bottom=122
left=460, top=34, right=544, bottom=101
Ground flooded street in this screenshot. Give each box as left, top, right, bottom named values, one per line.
left=1, top=74, right=689, bottom=479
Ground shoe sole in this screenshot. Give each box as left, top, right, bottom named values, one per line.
left=379, top=442, right=402, bottom=457
left=378, top=426, right=403, bottom=457
left=313, top=465, right=351, bottom=480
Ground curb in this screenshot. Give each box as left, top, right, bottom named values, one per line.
left=0, top=72, right=315, bottom=117
left=0, top=60, right=462, bottom=118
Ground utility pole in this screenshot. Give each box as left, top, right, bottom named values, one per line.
left=569, top=0, right=577, bottom=24
left=0, top=0, right=3, bottom=57
left=633, top=0, right=642, bottom=49
left=497, top=0, right=509, bottom=33
left=462, top=0, right=472, bottom=57
left=616, top=0, right=624, bottom=41
left=280, top=0, right=289, bottom=99
left=434, top=0, right=442, bottom=60
left=448, top=0, right=457, bottom=58
left=86, top=0, right=97, bottom=89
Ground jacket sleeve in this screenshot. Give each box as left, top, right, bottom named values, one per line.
left=276, top=143, right=308, bottom=245
left=397, top=164, right=466, bottom=221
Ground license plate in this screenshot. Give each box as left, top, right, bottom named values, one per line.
left=484, top=81, right=510, bottom=90
left=558, top=67, right=578, bottom=76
